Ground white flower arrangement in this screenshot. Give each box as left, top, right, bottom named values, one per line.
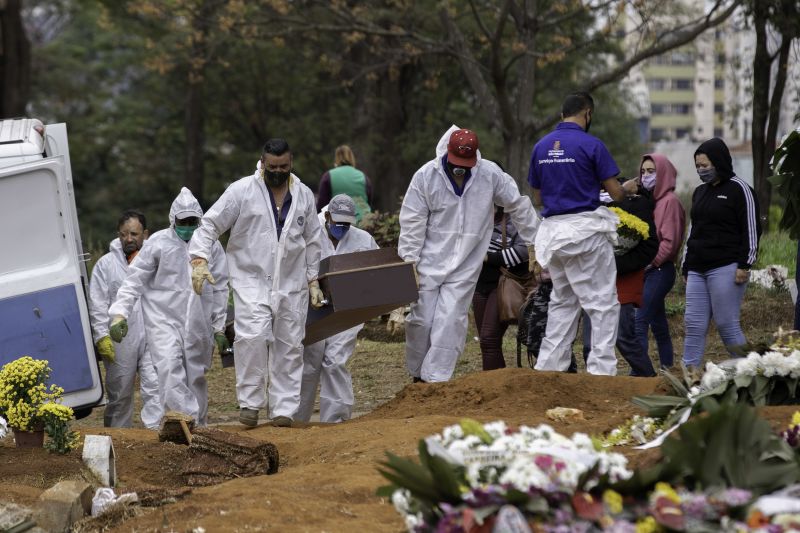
left=425, top=420, right=631, bottom=493
left=685, top=350, right=800, bottom=402
left=602, top=415, right=665, bottom=447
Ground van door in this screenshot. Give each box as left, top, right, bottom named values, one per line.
left=0, top=156, right=103, bottom=411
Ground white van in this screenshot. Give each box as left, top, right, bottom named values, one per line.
left=0, top=118, right=103, bottom=417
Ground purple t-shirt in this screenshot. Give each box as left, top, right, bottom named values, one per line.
left=527, top=122, right=619, bottom=217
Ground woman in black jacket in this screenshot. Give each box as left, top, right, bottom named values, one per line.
left=681, top=138, right=761, bottom=370
left=472, top=206, right=530, bottom=370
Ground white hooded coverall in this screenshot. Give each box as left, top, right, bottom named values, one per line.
left=109, top=188, right=229, bottom=423
left=188, top=169, right=322, bottom=420
left=88, top=239, right=162, bottom=429
left=295, top=210, right=379, bottom=423
left=533, top=208, right=620, bottom=375
left=398, top=126, right=540, bottom=382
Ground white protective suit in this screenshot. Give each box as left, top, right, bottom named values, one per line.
left=295, top=210, right=379, bottom=423
left=398, top=126, right=540, bottom=382
left=109, top=188, right=229, bottom=423
left=188, top=168, right=322, bottom=420
left=533, top=208, right=620, bottom=375
left=88, top=239, right=162, bottom=429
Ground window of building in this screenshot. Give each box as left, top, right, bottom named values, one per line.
left=714, top=128, right=724, bottom=137
left=675, top=128, right=690, bottom=139
left=672, top=103, right=692, bottom=115
left=672, top=78, right=694, bottom=90
left=651, top=128, right=667, bottom=141
left=714, top=103, right=724, bottom=114
left=651, top=103, right=666, bottom=114
left=716, top=53, right=726, bottom=65
left=647, top=78, right=666, bottom=90
left=714, top=78, right=725, bottom=89
left=670, top=50, right=695, bottom=65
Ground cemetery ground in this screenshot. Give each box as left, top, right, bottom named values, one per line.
left=0, top=282, right=795, bottom=532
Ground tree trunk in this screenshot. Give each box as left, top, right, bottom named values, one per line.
left=761, top=37, right=793, bottom=229
left=0, top=0, right=31, bottom=117
left=355, top=70, right=410, bottom=213
left=184, top=3, right=210, bottom=207
left=504, top=129, right=536, bottom=194
left=751, top=1, right=772, bottom=231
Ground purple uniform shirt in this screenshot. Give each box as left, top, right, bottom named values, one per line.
left=527, top=122, right=619, bottom=218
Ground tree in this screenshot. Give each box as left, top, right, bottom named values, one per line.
left=0, top=0, right=31, bottom=117
left=747, top=0, right=800, bottom=232
left=262, top=0, right=742, bottom=183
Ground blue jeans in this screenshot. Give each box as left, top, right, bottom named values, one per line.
left=682, top=263, right=748, bottom=367
left=635, top=263, right=676, bottom=368
left=580, top=305, right=656, bottom=377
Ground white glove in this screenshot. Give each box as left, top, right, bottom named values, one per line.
left=387, top=307, right=406, bottom=335
left=309, top=280, right=325, bottom=309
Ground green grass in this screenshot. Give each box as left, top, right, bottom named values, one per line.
left=755, top=230, right=797, bottom=277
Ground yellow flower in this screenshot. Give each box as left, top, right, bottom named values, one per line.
left=39, top=403, right=74, bottom=422
left=791, top=411, right=800, bottom=428
left=635, top=516, right=659, bottom=533
left=609, top=206, right=650, bottom=240
left=654, top=482, right=681, bottom=504
left=603, top=489, right=623, bottom=514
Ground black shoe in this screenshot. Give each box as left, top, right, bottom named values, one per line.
left=412, top=377, right=427, bottom=383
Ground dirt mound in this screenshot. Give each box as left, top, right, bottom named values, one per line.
left=0, top=369, right=669, bottom=532
left=364, top=367, right=661, bottom=432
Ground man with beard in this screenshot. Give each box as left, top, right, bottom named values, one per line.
left=88, top=210, right=163, bottom=428
left=189, top=138, right=324, bottom=428
left=109, top=189, right=229, bottom=425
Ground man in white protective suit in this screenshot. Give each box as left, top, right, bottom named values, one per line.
left=108, top=188, right=229, bottom=424
left=188, top=138, right=324, bottom=428
left=526, top=92, right=625, bottom=375
left=88, top=210, right=162, bottom=429
left=295, top=194, right=379, bottom=423
left=399, top=126, right=540, bottom=383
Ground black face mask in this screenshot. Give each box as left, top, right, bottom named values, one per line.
left=264, top=170, right=290, bottom=187
left=584, top=112, right=592, bottom=133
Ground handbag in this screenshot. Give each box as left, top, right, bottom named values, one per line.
left=496, top=215, right=537, bottom=324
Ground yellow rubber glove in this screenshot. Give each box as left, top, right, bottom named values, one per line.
left=214, top=331, right=230, bottom=355
left=412, top=263, right=420, bottom=288
left=386, top=307, right=406, bottom=335
left=109, top=315, right=128, bottom=343
left=528, top=245, right=542, bottom=278
left=191, top=257, right=216, bottom=295
left=96, top=335, right=116, bottom=364
left=309, top=280, right=325, bottom=309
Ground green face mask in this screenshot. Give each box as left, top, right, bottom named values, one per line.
left=174, top=225, right=197, bottom=241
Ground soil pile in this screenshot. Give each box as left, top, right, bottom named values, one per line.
left=0, top=368, right=787, bottom=532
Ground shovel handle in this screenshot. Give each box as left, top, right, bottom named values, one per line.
left=179, top=419, right=193, bottom=444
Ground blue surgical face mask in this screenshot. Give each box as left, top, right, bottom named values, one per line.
left=327, top=222, right=350, bottom=240
left=174, top=225, right=197, bottom=241
left=641, top=172, right=657, bottom=191
left=697, top=167, right=716, bottom=183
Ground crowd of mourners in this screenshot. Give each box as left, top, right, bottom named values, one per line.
left=88, top=90, right=762, bottom=429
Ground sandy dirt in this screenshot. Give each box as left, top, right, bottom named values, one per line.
left=2, top=368, right=666, bottom=532
left=2, top=367, right=796, bottom=532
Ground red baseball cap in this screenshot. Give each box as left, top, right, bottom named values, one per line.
left=447, top=129, right=479, bottom=167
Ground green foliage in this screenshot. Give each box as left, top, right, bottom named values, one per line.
left=615, top=402, right=800, bottom=496
left=377, top=439, right=466, bottom=525
left=755, top=229, right=797, bottom=277
left=359, top=210, right=401, bottom=249
left=40, top=404, right=80, bottom=455
left=769, top=128, right=800, bottom=239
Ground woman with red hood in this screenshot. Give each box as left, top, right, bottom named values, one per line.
left=634, top=153, right=685, bottom=369
left=681, top=138, right=761, bottom=372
